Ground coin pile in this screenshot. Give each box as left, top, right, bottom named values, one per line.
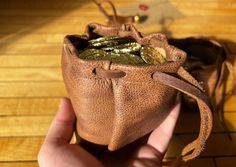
left=78, top=36, right=167, bottom=65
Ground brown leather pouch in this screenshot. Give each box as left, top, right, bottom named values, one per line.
left=61, top=23, right=213, bottom=164
left=169, top=37, right=235, bottom=138
left=169, top=37, right=235, bottom=108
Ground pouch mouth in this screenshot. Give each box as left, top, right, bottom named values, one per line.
left=64, top=33, right=187, bottom=73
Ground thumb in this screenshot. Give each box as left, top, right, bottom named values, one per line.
left=45, top=97, right=76, bottom=145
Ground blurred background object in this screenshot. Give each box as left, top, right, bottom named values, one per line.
left=0, top=0, right=236, bottom=167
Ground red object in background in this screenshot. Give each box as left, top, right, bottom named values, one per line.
left=139, top=4, right=149, bottom=11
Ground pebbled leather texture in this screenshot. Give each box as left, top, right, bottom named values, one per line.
left=61, top=23, right=213, bottom=164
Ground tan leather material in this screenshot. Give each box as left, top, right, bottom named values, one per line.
left=169, top=37, right=235, bottom=140
left=61, top=23, right=213, bottom=165
left=152, top=71, right=213, bottom=161
left=169, top=37, right=235, bottom=108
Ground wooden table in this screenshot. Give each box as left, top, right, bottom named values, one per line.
left=0, top=0, right=236, bottom=166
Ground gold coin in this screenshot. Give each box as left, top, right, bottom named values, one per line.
left=103, top=52, right=146, bottom=65
left=80, top=36, right=169, bottom=66
left=89, top=36, right=134, bottom=47
left=79, top=49, right=106, bottom=59
left=140, top=46, right=167, bottom=65
left=103, top=42, right=141, bottom=53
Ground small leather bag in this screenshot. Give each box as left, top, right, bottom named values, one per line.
left=169, top=37, right=235, bottom=138
left=61, top=23, right=213, bottom=164
left=169, top=37, right=235, bottom=108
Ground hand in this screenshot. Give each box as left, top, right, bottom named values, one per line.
left=38, top=97, right=181, bottom=167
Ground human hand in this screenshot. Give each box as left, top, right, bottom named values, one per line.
left=38, top=97, right=181, bottom=167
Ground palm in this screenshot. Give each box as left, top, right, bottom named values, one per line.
left=38, top=98, right=180, bottom=167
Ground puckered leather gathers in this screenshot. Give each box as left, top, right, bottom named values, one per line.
left=61, top=23, right=213, bottom=165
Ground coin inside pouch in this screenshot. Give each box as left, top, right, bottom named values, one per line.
left=76, top=35, right=168, bottom=66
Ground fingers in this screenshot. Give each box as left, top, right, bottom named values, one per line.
left=129, top=101, right=181, bottom=167
left=45, top=97, right=76, bottom=145
left=127, top=145, right=163, bottom=167
left=147, top=101, right=181, bottom=154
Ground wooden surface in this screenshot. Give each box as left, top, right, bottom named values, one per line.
left=0, top=0, right=236, bottom=166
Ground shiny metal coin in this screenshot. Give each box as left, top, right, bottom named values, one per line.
left=79, top=49, right=106, bottom=59
left=104, top=42, right=141, bottom=53
left=140, top=46, right=167, bottom=65
left=89, top=36, right=134, bottom=47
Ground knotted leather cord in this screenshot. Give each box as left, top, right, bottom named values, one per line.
left=92, top=0, right=135, bottom=25
left=153, top=70, right=213, bottom=162
left=95, top=67, right=213, bottom=167
left=92, top=0, right=118, bottom=23
left=95, top=67, right=126, bottom=78
left=177, top=66, right=204, bottom=91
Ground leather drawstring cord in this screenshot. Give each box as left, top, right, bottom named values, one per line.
left=94, top=67, right=126, bottom=79
left=92, top=0, right=138, bottom=25
left=92, top=0, right=118, bottom=23
left=95, top=67, right=213, bottom=167
left=152, top=70, right=213, bottom=165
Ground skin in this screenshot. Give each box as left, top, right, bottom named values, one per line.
left=38, top=97, right=181, bottom=167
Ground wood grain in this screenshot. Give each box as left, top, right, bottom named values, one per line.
left=0, top=116, right=53, bottom=137
left=164, top=158, right=215, bottom=167
left=181, top=158, right=215, bottom=167
left=224, top=96, right=236, bottom=112
left=0, top=95, right=234, bottom=116
left=1, top=0, right=236, bottom=166
left=0, top=34, right=65, bottom=44
left=1, top=67, right=234, bottom=92
left=0, top=98, right=60, bottom=116
left=0, top=68, right=62, bottom=81
left=0, top=44, right=61, bottom=55
left=0, top=82, right=66, bottom=97
left=1, top=24, right=236, bottom=35
left=1, top=134, right=236, bottom=161
left=0, top=6, right=236, bottom=17
left=1, top=16, right=236, bottom=26
left=0, top=137, right=44, bottom=161
left=0, top=0, right=235, bottom=10
left=166, top=134, right=236, bottom=158
left=0, top=56, right=60, bottom=67
left=2, top=112, right=236, bottom=137
left=0, top=162, right=38, bottom=167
